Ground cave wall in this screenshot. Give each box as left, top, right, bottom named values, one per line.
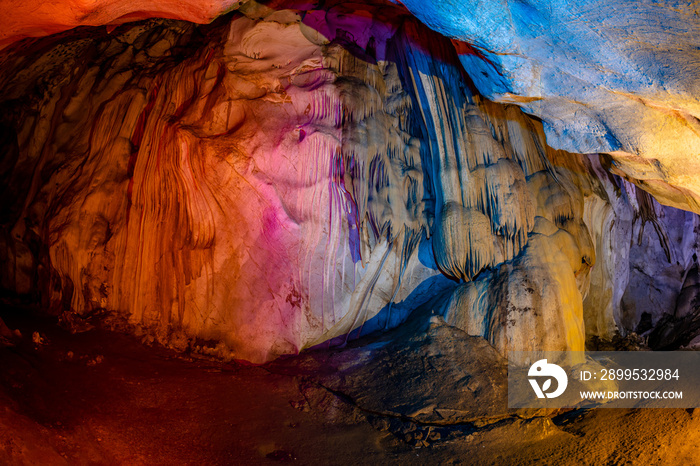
left=397, top=0, right=700, bottom=214
left=1, top=1, right=699, bottom=362
left=4, top=0, right=700, bottom=215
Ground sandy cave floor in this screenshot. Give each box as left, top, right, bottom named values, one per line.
left=1, top=305, right=699, bottom=465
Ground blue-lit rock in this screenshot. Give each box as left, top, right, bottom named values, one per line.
left=398, top=0, right=700, bottom=213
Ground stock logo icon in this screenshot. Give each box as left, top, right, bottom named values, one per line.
left=528, top=359, right=568, bottom=399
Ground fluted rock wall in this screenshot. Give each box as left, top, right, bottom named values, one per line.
left=5, top=0, right=700, bottom=215
left=1, top=1, right=700, bottom=361
left=0, top=4, right=451, bottom=362
left=398, top=0, right=700, bottom=215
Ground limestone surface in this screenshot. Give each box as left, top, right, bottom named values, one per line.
left=1, top=1, right=700, bottom=361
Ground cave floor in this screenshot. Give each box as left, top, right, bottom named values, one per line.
left=1, top=307, right=699, bottom=465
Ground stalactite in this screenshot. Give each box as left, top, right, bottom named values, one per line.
left=433, top=203, right=494, bottom=280
left=634, top=185, right=671, bottom=262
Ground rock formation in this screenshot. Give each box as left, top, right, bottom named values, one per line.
left=1, top=0, right=700, bottom=362
left=4, top=0, right=700, bottom=212
left=399, top=0, right=700, bottom=214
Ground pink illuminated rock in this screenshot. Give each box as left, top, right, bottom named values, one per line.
left=0, top=5, right=448, bottom=362
left=2, top=1, right=700, bottom=363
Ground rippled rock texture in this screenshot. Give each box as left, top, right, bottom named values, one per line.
left=399, top=0, right=700, bottom=213
left=4, top=1, right=700, bottom=214
left=1, top=0, right=700, bottom=362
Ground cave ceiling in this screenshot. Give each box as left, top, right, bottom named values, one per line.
left=3, top=0, right=700, bottom=212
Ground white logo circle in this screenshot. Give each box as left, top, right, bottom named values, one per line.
left=528, top=359, right=568, bottom=399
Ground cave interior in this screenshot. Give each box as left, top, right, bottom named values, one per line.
left=1, top=0, right=700, bottom=464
